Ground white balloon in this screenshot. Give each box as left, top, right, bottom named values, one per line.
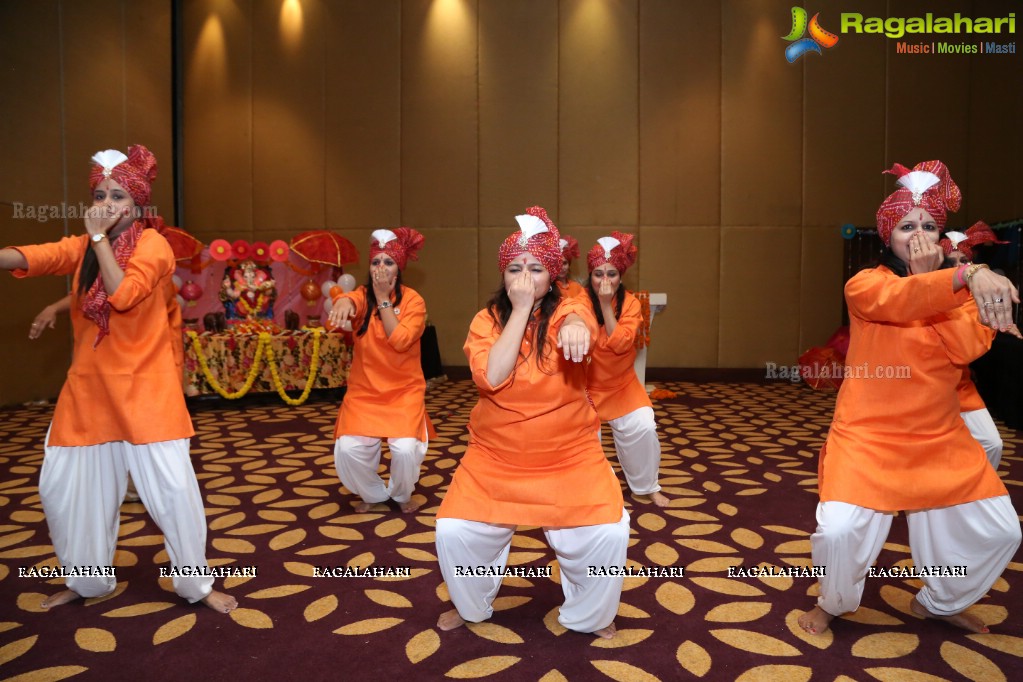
left=323, top=297, right=333, bottom=314
left=341, top=319, right=353, bottom=332
left=321, top=280, right=337, bottom=299
left=171, top=274, right=183, bottom=290
left=339, top=273, right=356, bottom=292
left=175, top=294, right=186, bottom=308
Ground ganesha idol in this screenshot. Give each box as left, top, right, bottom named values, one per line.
left=220, top=259, right=277, bottom=321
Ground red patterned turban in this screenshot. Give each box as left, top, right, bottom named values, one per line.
left=89, top=145, right=158, bottom=207
left=587, top=231, right=637, bottom=274
left=876, top=160, right=961, bottom=246
left=497, top=206, right=562, bottom=274
left=369, top=227, right=425, bottom=271
left=940, top=221, right=1007, bottom=260
left=559, top=235, right=580, bottom=262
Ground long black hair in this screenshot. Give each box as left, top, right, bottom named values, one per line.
left=77, top=230, right=131, bottom=295
left=486, top=281, right=562, bottom=374
left=357, top=269, right=404, bottom=337
left=584, top=277, right=626, bottom=327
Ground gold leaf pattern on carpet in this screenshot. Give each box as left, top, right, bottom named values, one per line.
left=73, top=627, right=116, bottom=652
left=152, top=614, right=197, bottom=645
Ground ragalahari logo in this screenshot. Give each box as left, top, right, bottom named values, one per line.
left=783, top=7, right=840, bottom=62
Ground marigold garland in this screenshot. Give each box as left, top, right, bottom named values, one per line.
left=264, top=329, right=322, bottom=406
left=236, top=292, right=268, bottom=318
left=186, top=329, right=324, bottom=405
left=635, top=291, right=651, bottom=349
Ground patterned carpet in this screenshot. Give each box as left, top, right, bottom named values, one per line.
left=0, top=380, right=1021, bottom=682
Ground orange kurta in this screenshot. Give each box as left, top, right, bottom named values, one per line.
left=820, top=266, right=1005, bottom=512
left=956, top=369, right=986, bottom=412
left=12, top=232, right=194, bottom=446
left=558, top=279, right=585, bottom=299
left=437, top=297, right=624, bottom=527
left=332, top=285, right=427, bottom=440
left=580, top=291, right=652, bottom=421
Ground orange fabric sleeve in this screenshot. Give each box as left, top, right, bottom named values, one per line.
left=108, top=232, right=174, bottom=312
left=464, top=310, right=514, bottom=394
left=10, top=236, right=87, bottom=278
left=846, top=267, right=972, bottom=323
left=599, top=294, right=640, bottom=354
left=931, top=299, right=995, bottom=366
left=387, top=290, right=426, bottom=352
left=554, top=295, right=598, bottom=338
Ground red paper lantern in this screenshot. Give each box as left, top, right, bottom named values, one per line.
left=179, top=281, right=204, bottom=306
left=300, top=280, right=321, bottom=303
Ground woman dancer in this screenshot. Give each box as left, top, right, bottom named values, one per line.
left=327, top=228, right=428, bottom=514
left=434, top=206, right=629, bottom=640
left=940, top=223, right=1008, bottom=468
left=579, top=232, right=668, bottom=507
left=798, top=161, right=1021, bottom=636
left=556, top=234, right=584, bottom=298
left=0, top=146, right=235, bottom=612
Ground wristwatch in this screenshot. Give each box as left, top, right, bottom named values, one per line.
left=377, top=301, right=392, bottom=309
left=90, top=233, right=107, bottom=244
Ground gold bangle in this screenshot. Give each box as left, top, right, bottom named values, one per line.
left=964, top=263, right=989, bottom=287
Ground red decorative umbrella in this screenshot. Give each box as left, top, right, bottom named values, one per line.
left=290, top=230, right=359, bottom=267
left=160, top=226, right=205, bottom=262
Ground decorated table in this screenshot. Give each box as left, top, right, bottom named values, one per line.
left=183, top=328, right=350, bottom=404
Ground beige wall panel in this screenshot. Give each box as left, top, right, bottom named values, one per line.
left=400, top=0, right=479, bottom=227
left=477, top=227, right=509, bottom=311
left=61, top=0, right=130, bottom=198
left=324, top=1, right=401, bottom=230
left=721, top=0, right=802, bottom=226
left=803, top=0, right=886, bottom=228
left=799, top=226, right=844, bottom=351
left=559, top=0, right=638, bottom=226
left=0, top=1, right=63, bottom=206
left=182, top=0, right=252, bottom=236
left=884, top=1, right=971, bottom=215
left=251, top=0, right=325, bottom=233
left=404, top=228, right=478, bottom=367
left=719, top=226, right=801, bottom=366
left=478, top=0, right=559, bottom=226
left=124, top=0, right=175, bottom=224
left=639, top=0, right=721, bottom=227
left=966, top=0, right=1022, bottom=223
left=640, top=226, right=720, bottom=367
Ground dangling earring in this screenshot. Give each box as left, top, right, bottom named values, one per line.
left=548, top=285, right=552, bottom=293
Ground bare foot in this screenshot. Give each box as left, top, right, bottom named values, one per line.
left=797, top=605, right=835, bottom=635
left=593, top=621, right=617, bottom=639
left=910, top=597, right=988, bottom=633
left=437, top=609, right=466, bottom=631
left=41, top=589, right=81, bottom=609
left=649, top=491, right=670, bottom=508
left=354, top=501, right=373, bottom=513
left=202, top=590, right=238, bottom=614
left=399, top=499, right=422, bottom=514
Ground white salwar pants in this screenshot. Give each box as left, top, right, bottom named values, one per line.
left=961, top=408, right=1003, bottom=469
left=810, top=497, right=1020, bottom=617
left=334, top=435, right=427, bottom=505
left=607, top=407, right=661, bottom=495
left=40, top=434, right=213, bottom=602
left=435, top=509, right=630, bottom=633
